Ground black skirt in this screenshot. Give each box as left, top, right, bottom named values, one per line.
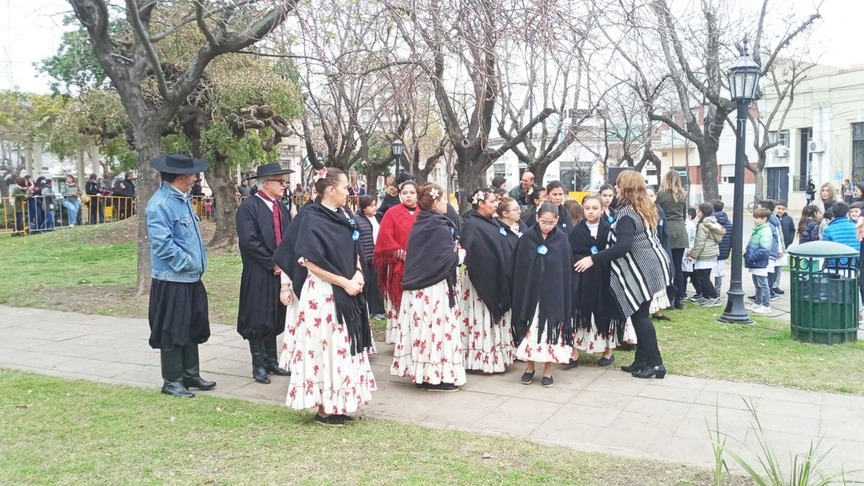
left=148, top=279, right=210, bottom=349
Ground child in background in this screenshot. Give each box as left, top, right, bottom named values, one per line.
left=682, top=207, right=697, bottom=300
left=745, top=208, right=774, bottom=315
left=849, top=202, right=863, bottom=222
left=711, top=200, right=733, bottom=296
left=688, top=202, right=726, bottom=307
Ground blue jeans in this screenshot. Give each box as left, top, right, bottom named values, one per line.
left=62, top=199, right=80, bottom=226
left=752, top=274, right=770, bottom=306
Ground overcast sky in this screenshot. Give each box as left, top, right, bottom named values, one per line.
left=1, top=0, right=861, bottom=94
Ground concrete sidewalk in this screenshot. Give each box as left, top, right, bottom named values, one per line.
left=1, top=306, right=862, bottom=480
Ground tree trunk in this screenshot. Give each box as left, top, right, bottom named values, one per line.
left=365, top=164, right=384, bottom=200
left=697, top=143, right=720, bottom=201
left=455, top=156, right=486, bottom=213
left=207, top=154, right=238, bottom=251
left=531, top=163, right=547, bottom=186
left=753, top=169, right=764, bottom=202
left=133, top=127, right=164, bottom=296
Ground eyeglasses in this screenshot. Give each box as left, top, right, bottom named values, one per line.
left=267, top=179, right=288, bottom=185
left=537, top=219, right=558, bottom=227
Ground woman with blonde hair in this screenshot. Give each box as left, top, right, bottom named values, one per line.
left=575, top=170, right=672, bottom=379
left=818, top=182, right=838, bottom=214
left=655, top=170, right=688, bottom=309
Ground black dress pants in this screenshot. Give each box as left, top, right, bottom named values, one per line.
left=632, top=300, right=662, bottom=366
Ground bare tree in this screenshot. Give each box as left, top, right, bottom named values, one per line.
left=607, top=0, right=818, bottom=201
left=67, top=0, right=296, bottom=294
left=388, top=0, right=553, bottom=210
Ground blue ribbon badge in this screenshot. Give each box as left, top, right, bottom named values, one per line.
left=607, top=215, right=615, bottom=224
left=590, top=245, right=599, bottom=255
left=499, top=226, right=507, bottom=236
left=352, top=229, right=360, bottom=241
left=536, top=244, right=548, bottom=255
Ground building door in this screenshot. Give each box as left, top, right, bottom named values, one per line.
left=798, top=128, right=812, bottom=191
left=766, top=167, right=789, bottom=202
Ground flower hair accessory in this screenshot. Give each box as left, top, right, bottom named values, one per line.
left=472, top=190, right=486, bottom=205
left=313, top=167, right=328, bottom=182
left=429, top=188, right=440, bottom=200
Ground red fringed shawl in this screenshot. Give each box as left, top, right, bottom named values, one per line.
left=373, top=203, right=420, bottom=312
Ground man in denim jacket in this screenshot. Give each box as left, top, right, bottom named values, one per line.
left=146, top=154, right=215, bottom=398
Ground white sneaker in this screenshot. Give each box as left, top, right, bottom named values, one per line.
left=751, top=305, right=772, bottom=315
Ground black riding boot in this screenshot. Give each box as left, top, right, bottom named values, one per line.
left=181, top=344, right=216, bottom=391
left=264, top=333, right=290, bottom=376
left=160, top=348, right=195, bottom=398
left=249, top=340, right=271, bottom=384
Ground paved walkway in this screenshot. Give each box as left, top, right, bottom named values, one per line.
left=1, top=305, right=862, bottom=480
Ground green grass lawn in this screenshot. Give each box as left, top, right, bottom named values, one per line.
left=2, top=222, right=863, bottom=395
left=0, top=369, right=726, bottom=485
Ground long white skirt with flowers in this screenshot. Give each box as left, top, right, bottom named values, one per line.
left=278, top=291, right=300, bottom=370
left=459, top=274, right=514, bottom=373
left=285, top=275, right=377, bottom=415
left=384, top=298, right=400, bottom=344
left=391, top=280, right=467, bottom=386
left=574, top=315, right=621, bottom=354
left=515, top=307, right=573, bottom=364
left=649, top=288, right=671, bottom=314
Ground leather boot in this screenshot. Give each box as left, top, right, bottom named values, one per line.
left=249, top=340, right=271, bottom=384
left=181, top=344, right=216, bottom=391
left=160, top=348, right=195, bottom=398
left=264, top=333, right=290, bottom=376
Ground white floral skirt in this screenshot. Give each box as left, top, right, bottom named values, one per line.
left=621, top=319, right=638, bottom=344
left=574, top=315, right=620, bottom=354
left=515, top=307, right=573, bottom=364
left=285, top=275, right=377, bottom=414
left=384, top=298, right=399, bottom=344
left=649, top=289, right=671, bottom=314
left=391, top=280, right=467, bottom=386
left=278, top=292, right=300, bottom=369
left=459, top=275, right=514, bottom=373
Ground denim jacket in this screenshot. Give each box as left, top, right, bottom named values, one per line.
left=146, top=182, right=207, bottom=282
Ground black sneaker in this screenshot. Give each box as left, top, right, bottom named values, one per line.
left=747, top=295, right=757, bottom=302
left=773, top=288, right=785, bottom=295
left=315, top=413, right=345, bottom=427
left=597, top=354, right=616, bottom=367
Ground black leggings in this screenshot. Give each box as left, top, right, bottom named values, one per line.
left=671, top=248, right=685, bottom=302
left=695, top=268, right=717, bottom=298
left=632, top=300, right=662, bottom=367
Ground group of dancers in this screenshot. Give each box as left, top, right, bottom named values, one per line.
left=271, top=168, right=671, bottom=426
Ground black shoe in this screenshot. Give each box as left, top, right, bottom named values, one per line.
left=249, top=340, right=271, bottom=384
left=773, top=288, right=785, bottom=295
left=427, top=383, right=459, bottom=392
left=652, top=314, right=671, bottom=321
left=620, top=361, right=646, bottom=373
left=264, top=334, right=291, bottom=376
left=161, top=381, right=195, bottom=398
left=541, top=376, right=554, bottom=388
left=181, top=345, right=216, bottom=390
left=597, top=354, right=616, bottom=367
left=674, top=301, right=684, bottom=310
left=747, top=295, right=757, bottom=302
left=564, top=358, right=579, bottom=369
left=632, top=364, right=667, bottom=379
left=340, top=414, right=362, bottom=422
left=520, top=371, right=535, bottom=385
left=415, top=383, right=428, bottom=389
left=160, top=348, right=195, bottom=397
left=315, top=413, right=345, bottom=427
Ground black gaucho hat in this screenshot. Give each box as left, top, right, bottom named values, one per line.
left=150, top=154, right=209, bottom=174
left=246, top=163, right=295, bottom=180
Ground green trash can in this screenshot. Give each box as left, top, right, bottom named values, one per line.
left=789, top=241, right=859, bottom=344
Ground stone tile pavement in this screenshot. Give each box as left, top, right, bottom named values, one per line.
left=1, top=305, right=863, bottom=480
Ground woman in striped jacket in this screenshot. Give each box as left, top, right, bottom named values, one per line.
left=574, top=170, right=672, bottom=379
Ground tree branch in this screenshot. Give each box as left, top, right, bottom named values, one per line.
left=126, top=0, right=168, bottom=99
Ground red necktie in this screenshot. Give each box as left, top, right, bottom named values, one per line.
left=258, top=193, right=282, bottom=245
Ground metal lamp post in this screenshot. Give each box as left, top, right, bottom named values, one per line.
left=720, top=42, right=761, bottom=324
left=391, top=138, right=404, bottom=178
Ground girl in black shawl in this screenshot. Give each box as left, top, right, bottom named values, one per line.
left=459, top=189, right=515, bottom=373
left=284, top=168, right=376, bottom=426
left=546, top=180, right=572, bottom=234
left=390, top=183, right=467, bottom=392
left=512, top=202, right=574, bottom=388
left=569, top=195, right=622, bottom=367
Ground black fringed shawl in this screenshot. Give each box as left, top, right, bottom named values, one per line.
left=294, top=203, right=372, bottom=355
left=511, top=224, right=573, bottom=347
left=272, top=198, right=316, bottom=298
left=569, top=219, right=623, bottom=333
left=461, top=210, right=513, bottom=324
left=402, top=209, right=459, bottom=307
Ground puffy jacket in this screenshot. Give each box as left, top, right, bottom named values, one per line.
left=714, top=211, right=733, bottom=260
left=822, top=217, right=861, bottom=251
left=745, top=223, right=773, bottom=269
left=689, top=215, right=726, bottom=262
left=779, top=213, right=796, bottom=247
left=799, top=219, right=820, bottom=243
left=767, top=214, right=783, bottom=259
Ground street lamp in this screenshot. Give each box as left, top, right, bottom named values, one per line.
left=720, top=39, right=761, bottom=324
left=391, top=138, right=404, bottom=178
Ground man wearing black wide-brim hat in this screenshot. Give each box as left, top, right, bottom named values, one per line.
left=236, top=162, right=294, bottom=384
left=146, top=154, right=216, bottom=398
